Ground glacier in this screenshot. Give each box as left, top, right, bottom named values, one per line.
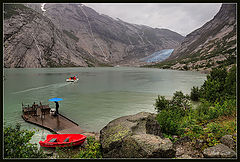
left=140, top=49, right=174, bottom=63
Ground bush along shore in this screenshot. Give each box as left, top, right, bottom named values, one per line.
left=154, top=66, right=236, bottom=158
left=3, top=66, right=236, bottom=159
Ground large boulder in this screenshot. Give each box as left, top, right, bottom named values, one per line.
left=100, top=112, right=175, bottom=158
left=203, top=144, right=236, bottom=158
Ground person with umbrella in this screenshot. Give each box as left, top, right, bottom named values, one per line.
left=49, top=98, right=63, bottom=116
left=55, top=101, right=59, bottom=114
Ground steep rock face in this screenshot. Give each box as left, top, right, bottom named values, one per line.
left=25, top=3, right=184, bottom=66
left=158, top=4, right=236, bottom=72
left=4, top=4, right=93, bottom=68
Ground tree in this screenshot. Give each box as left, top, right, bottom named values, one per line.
left=190, top=86, right=200, bottom=101
left=154, top=95, right=169, bottom=113
left=200, top=68, right=228, bottom=102
left=206, top=67, right=227, bottom=88
left=4, top=123, right=46, bottom=158
left=224, top=66, right=236, bottom=97
left=171, top=91, right=190, bottom=112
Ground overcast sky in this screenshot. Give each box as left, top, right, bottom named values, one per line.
left=83, top=3, right=222, bottom=36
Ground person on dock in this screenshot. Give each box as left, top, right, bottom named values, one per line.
left=55, top=101, right=59, bottom=115
left=73, top=76, right=76, bottom=80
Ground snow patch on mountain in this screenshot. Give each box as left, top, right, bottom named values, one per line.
left=41, top=3, right=46, bottom=12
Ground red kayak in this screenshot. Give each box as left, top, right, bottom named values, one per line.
left=39, top=134, right=87, bottom=147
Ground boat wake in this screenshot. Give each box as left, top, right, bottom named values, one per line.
left=12, top=82, right=71, bottom=94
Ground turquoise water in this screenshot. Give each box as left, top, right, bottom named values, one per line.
left=3, top=67, right=206, bottom=143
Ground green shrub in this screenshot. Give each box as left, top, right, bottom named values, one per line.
left=4, top=123, right=47, bottom=158
left=56, top=137, right=102, bottom=159
left=170, top=91, right=191, bottom=112
left=208, top=106, right=220, bottom=120
left=190, top=86, right=200, bottom=101
left=56, top=146, right=78, bottom=158
left=154, top=95, right=169, bottom=113
left=214, top=99, right=236, bottom=117
left=184, top=124, right=204, bottom=139
left=180, top=112, right=197, bottom=129
left=155, top=91, right=192, bottom=135
left=195, top=100, right=211, bottom=121
left=200, top=67, right=231, bottom=103
left=156, top=108, right=185, bottom=135
left=155, top=65, right=236, bottom=143
left=224, top=66, right=236, bottom=96
left=200, top=79, right=222, bottom=103
left=73, top=137, right=102, bottom=159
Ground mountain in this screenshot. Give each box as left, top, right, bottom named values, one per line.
left=4, top=4, right=95, bottom=68
left=150, top=4, right=236, bottom=73
left=3, top=3, right=184, bottom=68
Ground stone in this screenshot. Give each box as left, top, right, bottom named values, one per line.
left=100, top=112, right=176, bottom=158
left=41, top=147, right=55, bottom=156
left=174, top=137, right=203, bottom=159
left=145, top=114, right=162, bottom=137
left=177, top=154, right=192, bottom=159
left=121, top=134, right=175, bottom=158
left=203, top=144, right=236, bottom=158
left=220, top=135, right=236, bottom=150
left=82, top=132, right=100, bottom=141
left=220, top=135, right=236, bottom=151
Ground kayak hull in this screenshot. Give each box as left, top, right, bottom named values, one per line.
left=66, top=78, right=79, bottom=82
left=39, top=134, right=86, bottom=148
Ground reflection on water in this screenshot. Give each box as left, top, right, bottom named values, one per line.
left=4, top=67, right=206, bottom=143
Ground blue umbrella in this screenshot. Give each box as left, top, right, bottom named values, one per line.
left=49, top=98, right=63, bottom=102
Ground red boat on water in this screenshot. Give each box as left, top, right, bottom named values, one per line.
left=39, top=134, right=87, bottom=147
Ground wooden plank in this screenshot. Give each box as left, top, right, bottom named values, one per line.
left=22, top=107, right=84, bottom=134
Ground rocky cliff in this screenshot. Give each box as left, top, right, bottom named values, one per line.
left=152, top=4, right=236, bottom=73
left=4, top=3, right=184, bottom=68
left=4, top=4, right=96, bottom=68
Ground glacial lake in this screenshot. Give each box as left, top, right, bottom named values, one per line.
left=3, top=67, right=206, bottom=143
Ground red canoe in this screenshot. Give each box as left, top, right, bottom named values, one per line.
left=39, top=134, right=87, bottom=147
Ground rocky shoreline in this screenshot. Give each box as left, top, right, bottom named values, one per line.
left=43, top=111, right=236, bottom=159
left=98, top=112, right=236, bottom=159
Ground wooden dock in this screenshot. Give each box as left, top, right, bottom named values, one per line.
left=21, top=103, right=84, bottom=134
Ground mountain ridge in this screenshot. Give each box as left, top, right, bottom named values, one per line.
left=148, top=3, right=236, bottom=73
left=3, top=3, right=184, bottom=68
